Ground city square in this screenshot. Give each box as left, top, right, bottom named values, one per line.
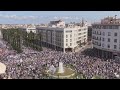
left=0, top=11, right=120, bottom=79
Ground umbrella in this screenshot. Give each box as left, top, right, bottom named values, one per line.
left=0, top=62, right=6, bottom=74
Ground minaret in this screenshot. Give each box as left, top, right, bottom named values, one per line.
left=58, top=62, right=64, bottom=73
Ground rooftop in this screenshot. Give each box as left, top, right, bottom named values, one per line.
left=93, top=15, right=120, bottom=25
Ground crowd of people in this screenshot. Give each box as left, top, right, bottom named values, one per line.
left=0, top=39, right=120, bottom=79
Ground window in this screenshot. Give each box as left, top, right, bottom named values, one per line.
left=97, top=31, right=98, bottom=34
left=99, top=43, right=101, bottom=46
left=79, top=29, right=81, bottom=31
left=108, top=44, right=110, bottom=48
left=78, top=37, right=81, bottom=39
left=108, top=32, right=111, bottom=36
left=103, top=32, right=105, bottom=36
left=97, top=37, right=98, bottom=40
left=109, top=26, right=112, bottom=29
left=114, top=45, right=117, bottom=49
left=108, top=38, right=110, bottom=42
left=102, top=38, right=105, bottom=41
left=114, top=39, right=117, bottom=43
left=70, top=43, right=72, bottom=46
left=114, top=33, right=117, bottom=36
left=66, top=39, right=68, bottom=42
left=66, top=43, right=68, bottom=46
left=102, top=43, right=104, bottom=47
left=70, top=35, right=72, bottom=38
left=66, top=35, right=68, bottom=38
left=99, top=32, right=101, bottom=35
left=79, top=33, right=81, bottom=35
left=84, top=35, right=86, bottom=37
left=70, top=39, right=72, bottom=42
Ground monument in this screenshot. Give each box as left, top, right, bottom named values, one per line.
left=46, top=62, right=75, bottom=79
left=58, top=62, right=64, bottom=73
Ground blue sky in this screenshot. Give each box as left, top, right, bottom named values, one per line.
left=0, top=11, right=120, bottom=24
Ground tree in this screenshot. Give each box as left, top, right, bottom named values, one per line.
left=1, top=28, right=23, bottom=53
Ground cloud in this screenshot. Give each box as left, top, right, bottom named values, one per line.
left=53, top=16, right=81, bottom=20
left=0, top=14, right=81, bottom=21
left=0, top=14, right=84, bottom=24
left=0, top=14, right=38, bottom=20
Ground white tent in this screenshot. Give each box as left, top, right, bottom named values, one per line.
left=0, top=62, right=6, bottom=74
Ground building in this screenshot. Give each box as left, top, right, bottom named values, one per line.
left=88, top=26, right=92, bottom=42
left=92, top=15, right=120, bottom=59
left=20, top=24, right=37, bottom=33
left=36, top=20, right=88, bottom=53
left=26, top=24, right=36, bottom=33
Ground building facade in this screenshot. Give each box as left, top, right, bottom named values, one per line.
left=92, top=16, right=120, bottom=59
left=88, top=26, right=92, bottom=42
left=36, top=20, right=88, bottom=52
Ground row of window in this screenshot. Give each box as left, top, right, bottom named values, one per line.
left=92, top=36, right=101, bottom=41
left=78, top=32, right=86, bottom=35
left=66, top=31, right=72, bottom=33
left=56, top=42, right=63, bottom=46
left=93, top=31, right=118, bottom=36
left=103, top=44, right=117, bottom=49
left=93, top=36, right=118, bottom=43
left=78, top=35, right=86, bottom=39
left=66, top=43, right=72, bottom=46
left=93, top=25, right=119, bottom=29
left=102, top=38, right=117, bottom=43
left=93, top=42, right=117, bottom=49
left=78, top=29, right=87, bottom=32
left=66, top=35, right=72, bottom=38
left=66, top=39, right=72, bottom=42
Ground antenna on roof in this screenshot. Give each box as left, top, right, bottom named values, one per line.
left=82, top=18, right=84, bottom=26
left=115, top=15, right=117, bottom=19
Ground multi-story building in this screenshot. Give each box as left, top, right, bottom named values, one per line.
left=92, top=15, right=120, bottom=59
left=36, top=20, right=88, bottom=53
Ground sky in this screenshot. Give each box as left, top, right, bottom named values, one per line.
left=0, top=11, right=120, bottom=24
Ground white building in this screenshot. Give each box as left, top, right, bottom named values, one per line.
left=26, top=24, right=36, bottom=33
left=20, top=24, right=37, bottom=33
left=92, top=15, right=120, bottom=59
left=36, top=20, right=88, bottom=52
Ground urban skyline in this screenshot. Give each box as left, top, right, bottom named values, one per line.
left=1, top=14, right=120, bottom=79
left=0, top=11, right=120, bottom=24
